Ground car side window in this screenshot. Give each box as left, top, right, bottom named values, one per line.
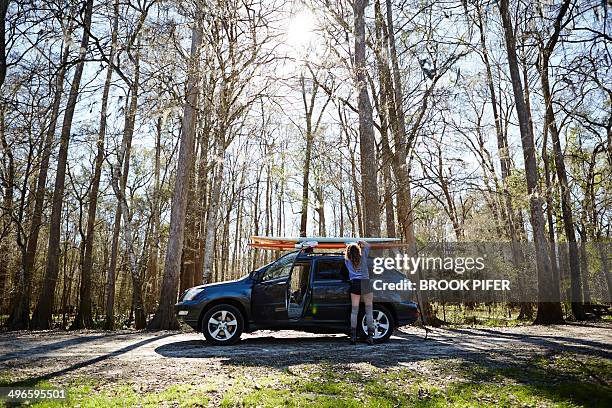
left=315, top=260, right=348, bottom=281
left=261, top=252, right=297, bottom=282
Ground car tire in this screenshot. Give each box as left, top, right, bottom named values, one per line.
left=358, top=304, right=395, bottom=343
left=201, top=304, right=244, bottom=346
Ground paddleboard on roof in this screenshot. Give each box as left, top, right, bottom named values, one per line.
left=249, top=236, right=401, bottom=250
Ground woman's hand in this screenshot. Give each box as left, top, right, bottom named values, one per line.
left=357, top=240, right=368, bottom=248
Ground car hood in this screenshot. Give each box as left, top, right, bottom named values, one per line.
left=189, top=275, right=251, bottom=291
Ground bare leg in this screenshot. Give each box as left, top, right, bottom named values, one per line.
left=350, top=293, right=361, bottom=329
left=362, top=292, right=374, bottom=332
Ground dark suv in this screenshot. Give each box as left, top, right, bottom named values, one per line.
left=175, top=251, right=419, bottom=345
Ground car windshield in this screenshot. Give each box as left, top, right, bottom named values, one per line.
left=250, top=261, right=273, bottom=277
left=259, top=252, right=299, bottom=282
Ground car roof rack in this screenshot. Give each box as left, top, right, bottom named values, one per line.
left=298, top=252, right=345, bottom=257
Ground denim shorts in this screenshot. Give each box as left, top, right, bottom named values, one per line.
left=350, top=279, right=372, bottom=295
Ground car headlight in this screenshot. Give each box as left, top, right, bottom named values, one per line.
left=183, top=287, right=203, bottom=301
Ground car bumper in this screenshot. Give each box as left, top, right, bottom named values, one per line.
left=395, top=302, right=420, bottom=326
left=175, top=302, right=201, bottom=331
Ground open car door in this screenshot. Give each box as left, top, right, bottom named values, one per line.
left=251, top=252, right=297, bottom=324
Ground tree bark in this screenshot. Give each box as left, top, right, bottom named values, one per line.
left=372, top=3, right=395, bottom=238
left=145, top=117, right=162, bottom=313
left=474, top=3, right=532, bottom=320
left=499, top=0, right=563, bottom=324
left=104, top=195, right=122, bottom=329
left=537, top=0, right=584, bottom=320
left=0, top=103, right=12, bottom=316
left=147, top=25, right=202, bottom=330
left=299, top=75, right=314, bottom=237
left=6, top=37, right=70, bottom=330
left=111, top=53, right=144, bottom=328
left=354, top=0, right=381, bottom=237
left=202, top=142, right=224, bottom=284
left=31, top=0, right=94, bottom=330
left=578, top=234, right=591, bottom=304
left=384, top=0, right=415, bottom=246
left=298, top=73, right=330, bottom=237
left=72, top=0, right=119, bottom=329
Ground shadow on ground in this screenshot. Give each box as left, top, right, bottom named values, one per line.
left=154, top=327, right=611, bottom=368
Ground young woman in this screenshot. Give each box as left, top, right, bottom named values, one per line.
left=344, top=240, right=375, bottom=345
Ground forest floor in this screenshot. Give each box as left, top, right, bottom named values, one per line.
left=0, top=322, right=611, bottom=407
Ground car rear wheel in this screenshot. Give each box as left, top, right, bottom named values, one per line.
left=201, top=304, right=244, bottom=346
left=359, top=305, right=394, bottom=343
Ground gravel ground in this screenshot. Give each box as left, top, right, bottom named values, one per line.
left=1, top=322, right=610, bottom=391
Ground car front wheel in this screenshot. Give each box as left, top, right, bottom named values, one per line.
left=201, top=304, right=244, bottom=346
left=359, top=305, right=395, bottom=343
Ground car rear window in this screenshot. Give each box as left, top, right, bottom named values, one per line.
left=315, top=260, right=348, bottom=281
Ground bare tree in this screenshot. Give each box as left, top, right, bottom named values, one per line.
left=147, top=23, right=202, bottom=330
left=499, top=0, right=563, bottom=324
left=535, top=0, right=585, bottom=320
left=298, top=71, right=331, bottom=237
left=31, top=0, right=94, bottom=330
left=72, top=0, right=120, bottom=330
left=353, top=0, right=381, bottom=237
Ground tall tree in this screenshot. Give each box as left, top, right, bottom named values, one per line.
left=147, top=24, right=202, bottom=330
left=31, top=0, right=94, bottom=329
left=112, top=54, right=144, bottom=329
left=499, top=0, right=563, bottom=324
left=0, top=0, right=12, bottom=320
left=473, top=0, right=532, bottom=320
left=5, top=36, right=71, bottom=330
left=383, top=0, right=416, bottom=245
left=298, top=72, right=331, bottom=237
left=72, top=0, right=120, bottom=330
left=353, top=0, right=381, bottom=237
left=536, top=0, right=585, bottom=320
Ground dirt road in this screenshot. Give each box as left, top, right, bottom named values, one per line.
left=1, top=323, right=610, bottom=389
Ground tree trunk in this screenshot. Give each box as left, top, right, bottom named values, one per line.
left=31, top=0, right=94, bottom=330
left=113, top=54, right=144, bottom=328
left=542, top=126, right=561, bottom=303
left=381, top=0, right=441, bottom=325
left=499, top=0, right=563, bottom=324
left=147, top=25, right=202, bottom=330
left=338, top=106, right=363, bottom=236
left=6, top=38, right=70, bottom=330
left=0, top=103, right=13, bottom=317
left=104, top=198, right=122, bottom=329
left=300, top=114, right=312, bottom=237
left=298, top=73, right=329, bottom=237
left=354, top=0, right=381, bottom=237
left=537, top=0, right=584, bottom=319
left=578, top=235, right=591, bottom=304
left=145, top=117, right=162, bottom=312
left=180, top=173, right=198, bottom=293
left=73, top=0, right=119, bottom=329
left=384, top=0, right=415, bottom=246
left=473, top=3, right=532, bottom=319
left=202, top=142, right=224, bottom=284
left=316, top=185, right=326, bottom=237
left=372, top=4, right=395, bottom=238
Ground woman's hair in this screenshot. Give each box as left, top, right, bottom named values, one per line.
left=345, top=243, right=361, bottom=270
